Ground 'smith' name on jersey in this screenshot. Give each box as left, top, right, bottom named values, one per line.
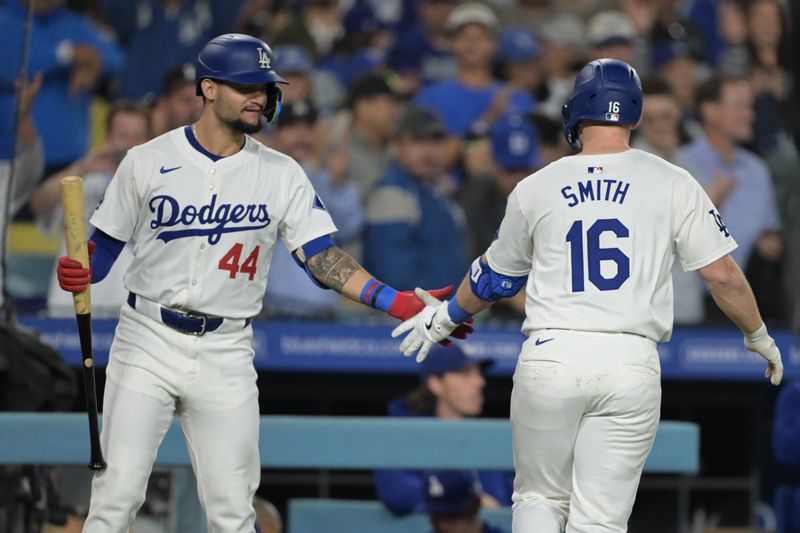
left=560, top=178, right=631, bottom=208
left=149, top=193, right=271, bottom=244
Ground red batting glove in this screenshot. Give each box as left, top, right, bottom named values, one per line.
left=56, top=241, right=94, bottom=293
left=387, top=285, right=474, bottom=345
left=387, top=285, right=454, bottom=321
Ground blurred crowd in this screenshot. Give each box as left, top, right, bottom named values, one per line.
left=1, top=0, right=798, bottom=329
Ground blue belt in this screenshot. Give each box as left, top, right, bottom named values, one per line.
left=126, top=292, right=243, bottom=336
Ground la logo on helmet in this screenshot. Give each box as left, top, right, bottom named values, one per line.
left=257, top=48, right=270, bottom=69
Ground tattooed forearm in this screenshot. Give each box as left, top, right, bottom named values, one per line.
left=306, top=247, right=360, bottom=292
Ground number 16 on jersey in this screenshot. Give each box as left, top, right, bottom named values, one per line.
left=566, top=218, right=630, bottom=292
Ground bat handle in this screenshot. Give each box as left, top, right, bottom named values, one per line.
left=77, top=313, right=106, bottom=471
left=86, top=372, right=106, bottom=471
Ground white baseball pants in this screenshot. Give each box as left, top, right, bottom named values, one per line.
left=83, top=304, right=260, bottom=533
left=510, top=329, right=661, bottom=533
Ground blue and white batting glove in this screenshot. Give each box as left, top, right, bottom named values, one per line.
left=744, top=324, right=783, bottom=386
left=391, top=288, right=458, bottom=362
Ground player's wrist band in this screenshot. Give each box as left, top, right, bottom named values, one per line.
left=447, top=298, right=472, bottom=324
left=360, top=277, right=397, bottom=312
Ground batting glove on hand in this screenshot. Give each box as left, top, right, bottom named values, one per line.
left=56, top=241, right=94, bottom=293
left=388, top=286, right=474, bottom=347
left=744, top=324, right=783, bottom=385
left=391, top=288, right=459, bottom=362
left=388, top=285, right=454, bottom=322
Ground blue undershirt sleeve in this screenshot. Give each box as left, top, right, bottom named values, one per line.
left=89, top=228, right=125, bottom=283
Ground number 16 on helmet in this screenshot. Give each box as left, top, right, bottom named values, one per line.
left=561, top=58, right=643, bottom=150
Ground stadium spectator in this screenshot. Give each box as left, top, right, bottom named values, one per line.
left=634, top=78, right=704, bottom=325
left=271, top=44, right=334, bottom=167
left=586, top=11, right=640, bottom=68
left=261, top=100, right=362, bottom=318
left=743, top=0, right=799, bottom=326
left=745, top=0, right=794, bottom=155
left=387, top=0, right=457, bottom=90
left=647, top=0, right=711, bottom=73
left=374, top=344, right=513, bottom=514
left=651, top=37, right=708, bottom=127
left=273, top=45, right=315, bottom=105
left=31, top=101, right=151, bottom=317
left=318, top=1, right=390, bottom=90
left=101, top=0, right=244, bottom=100
left=536, top=13, right=586, bottom=121
left=363, top=106, right=466, bottom=291
left=0, top=74, right=43, bottom=311
left=460, top=114, right=538, bottom=321
left=328, top=73, right=399, bottom=199
left=460, top=114, right=539, bottom=261
left=677, top=75, right=784, bottom=321
left=528, top=113, right=569, bottom=167
left=415, top=2, right=533, bottom=168
left=423, top=470, right=509, bottom=533
left=0, top=0, right=123, bottom=171
left=496, top=27, right=546, bottom=107
left=269, top=0, right=342, bottom=59
left=151, top=63, right=203, bottom=137
left=685, top=0, right=735, bottom=68
left=633, top=78, right=686, bottom=161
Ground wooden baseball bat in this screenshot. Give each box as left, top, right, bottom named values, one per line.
left=60, top=176, right=106, bottom=471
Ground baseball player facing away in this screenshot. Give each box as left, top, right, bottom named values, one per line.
left=393, top=59, right=784, bottom=532
left=55, top=34, right=471, bottom=533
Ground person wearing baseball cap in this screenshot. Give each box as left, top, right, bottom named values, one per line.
left=374, top=344, right=513, bottom=516
left=586, top=11, right=639, bottom=65
left=363, top=106, right=466, bottom=291
left=388, top=0, right=457, bottom=87
left=423, top=471, right=509, bottom=533
left=152, top=62, right=203, bottom=136
left=272, top=45, right=315, bottom=104
left=497, top=28, right=547, bottom=109
left=415, top=2, right=534, bottom=168
left=337, top=73, right=399, bottom=197
left=535, top=13, right=587, bottom=121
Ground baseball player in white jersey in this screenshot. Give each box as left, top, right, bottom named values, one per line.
left=392, top=59, right=783, bottom=532
left=55, top=34, right=471, bottom=533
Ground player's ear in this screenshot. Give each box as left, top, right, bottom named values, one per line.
left=426, top=375, right=444, bottom=398
left=200, top=79, right=217, bottom=101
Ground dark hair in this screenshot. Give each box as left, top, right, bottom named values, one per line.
left=695, top=74, right=747, bottom=123
left=746, top=0, right=792, bottom=70
left=106, top=101, right=152, bottom=135
left=642, top=76, right=674, bottom=97
left=405, top=384, right=437, bottom=415
left=529, top=113, right=560, bottom=147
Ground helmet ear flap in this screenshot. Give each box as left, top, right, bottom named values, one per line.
left=263, top=85, right=283, bottom=124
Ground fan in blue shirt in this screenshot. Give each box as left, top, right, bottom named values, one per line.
left=0, top=0, right=123, bottom=166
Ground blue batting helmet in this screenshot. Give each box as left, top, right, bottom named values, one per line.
left=196, top=34, right=287, bottom=122
left=561, top=59, right=642, bottom=150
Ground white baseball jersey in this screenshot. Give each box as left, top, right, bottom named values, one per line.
left=90, top=126, right=337, bottom=319
left=486, top=148, right=737, bottom=342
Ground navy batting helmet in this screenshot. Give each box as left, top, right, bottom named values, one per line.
left=561, top=59, right=642, bottom=150
left=195, top=34, right=287, bottom=123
